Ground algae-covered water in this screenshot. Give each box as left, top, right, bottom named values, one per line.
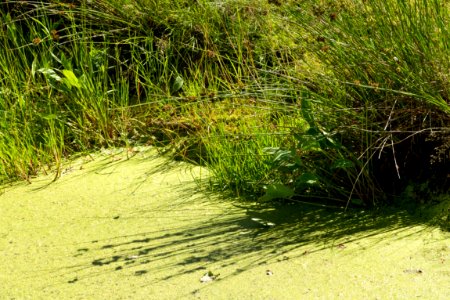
left=1, top=147, right=449, bottom=299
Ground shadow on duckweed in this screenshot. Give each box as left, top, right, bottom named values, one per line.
left=11, top=147, right=446, bottom=295
left=59, top=187, right=438, bottom=285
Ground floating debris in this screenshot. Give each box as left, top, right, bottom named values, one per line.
left=134, top=270, right=147, bottom=276
left=403, top=269, right=423, bottom=274
left=200, top=271, right=219, bottom=283
left=67, top=277, right=78, bottom=284
left=337, top=244, right=346, bottom=249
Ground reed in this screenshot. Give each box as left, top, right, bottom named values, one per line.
left=1, top=0, right=448, bottom=207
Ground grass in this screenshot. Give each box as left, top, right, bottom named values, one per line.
left=0, top=0, right=449, bottom=207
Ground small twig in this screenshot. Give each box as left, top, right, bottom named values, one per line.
left=391, top=134, right=400, bottom=179
left=378, top=135, right=389, bottom=159
left=384, top=100, right=397, bottom=131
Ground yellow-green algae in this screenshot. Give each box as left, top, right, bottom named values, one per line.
left=0, top=147, right=449, bottom=299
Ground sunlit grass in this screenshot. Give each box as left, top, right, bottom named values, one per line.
left=0, top=0, right=448, bottom=206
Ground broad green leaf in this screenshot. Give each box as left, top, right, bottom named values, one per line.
left=37, top=68, right=62, bottom=81
left=171, top=75, right=184, bottom=93
left=259, top=184, right=294, bottom=202
left=62, top=69, right=81, bottom=88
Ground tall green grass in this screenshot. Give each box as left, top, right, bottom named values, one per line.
left=0, top=0, right=292, bottom=181
left=0, top=0, right=448, bottom=208
left=279, top=0, right=450, bottom=206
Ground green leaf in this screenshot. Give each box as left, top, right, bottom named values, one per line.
left=259, top=184, right=294, bottom=202
left=37, top=68, right=62, bottom=81
left=31, top=57, right=37, bottom=79
left=40, top=113, right=58, bottom=120
left=62, top=69, right=81, bottom=89
left=263, top=147, right=299, bottom=169
left=171, top=75, right=184, bottom=93
left=273, top=149, right=292, bottom=163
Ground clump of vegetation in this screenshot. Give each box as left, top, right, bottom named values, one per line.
left=0, top=0, right=448, bottom=208
left=285, top=0, right=450, bottom=206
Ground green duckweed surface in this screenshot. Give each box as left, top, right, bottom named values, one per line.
left=1, top=147, right=449, bottom=299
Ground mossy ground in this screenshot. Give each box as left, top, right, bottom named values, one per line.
left=0, top=147, right=449, bottom=299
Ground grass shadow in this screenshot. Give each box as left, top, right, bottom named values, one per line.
left=53, top=185, right=440, bottom=287
left=17, top=147, right=446, bottom=292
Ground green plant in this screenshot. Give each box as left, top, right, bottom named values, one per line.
left=278, top=0, right=450, bottom=206
left=0, top=0, right=448, bottom=210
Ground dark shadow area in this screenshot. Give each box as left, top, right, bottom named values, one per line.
left=51, top=186, right=446, bottom=289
